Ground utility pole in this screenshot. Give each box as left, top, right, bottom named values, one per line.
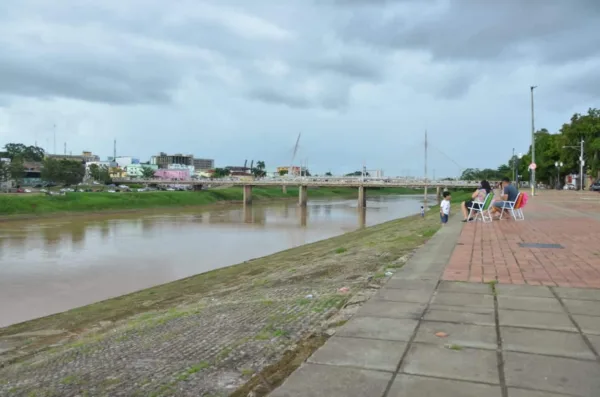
left=580, top=137, right=585, bottom=191
left=424, top=130, right=428, bottom=205
left=512, top=148, right=515, bottom=181
left=64, top=142, right=66, bottom=155
left=530, top=86, right=537, bottom=196
left=53, top=124, right=56, bottom=155
left=113, top=139, right=117, bottom=160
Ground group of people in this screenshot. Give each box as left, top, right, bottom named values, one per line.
left=434, top=177, right=520, bottom=225
left=459, top=177, right=519, bottom=222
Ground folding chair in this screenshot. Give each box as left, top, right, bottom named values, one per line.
left=499, top=192, right=522, bottom=220
left=468, top=193, right=493, bottom=223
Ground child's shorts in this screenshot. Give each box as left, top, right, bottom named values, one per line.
left=440, top=214, right=449, bottom=223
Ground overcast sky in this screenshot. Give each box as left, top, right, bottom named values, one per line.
left=0, top=0, right=598, bottom=177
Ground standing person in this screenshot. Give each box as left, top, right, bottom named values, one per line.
left=491, top=177, right=519, bottom=219
left=461, top=180, right=492, bottom=222
left=440, top=191, right=451, bottom=225
left=420, top=205, right=425, bottom=217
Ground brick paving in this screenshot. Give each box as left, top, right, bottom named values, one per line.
left=444, top=191, right=600, bottom=287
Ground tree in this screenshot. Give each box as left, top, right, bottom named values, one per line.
left=279, top=169, right=288, bottom=176
left=8, top=157, right=25, bottom=184
left=345, top=171, right=369, bottom=177
left=325, top=172, right=333, bottom=176
left=0, top=160, right=10, bottom=189
left=0, top=143, right=45, bottom=161
left=41, top=158, right=85, bottom=185
left=212, top=168, right=231, bottom=178
left=252, top=160, right=267, bottom=178
left=141, top=166, right=156, bottom=179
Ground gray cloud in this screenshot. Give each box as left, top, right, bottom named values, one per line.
left=306, top=54, right=383, bottom=82
left=246, top=88, right=311, bottom=109
left=339, top=0, right=600, bottom=64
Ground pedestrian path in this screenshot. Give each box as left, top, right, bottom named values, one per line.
left=271, top=192, right=600, bottom=397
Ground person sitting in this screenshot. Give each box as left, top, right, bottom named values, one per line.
left=491, top=177, right=519, bottom=219
left=461, top=180, right=492, bottom=222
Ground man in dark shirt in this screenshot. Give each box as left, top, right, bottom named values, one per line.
left=492, top=177, right=519, bottom=218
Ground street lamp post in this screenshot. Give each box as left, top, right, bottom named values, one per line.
left=530, top=85, right=537, bottom=196
left=555, top=161, right=563, bottom=190
left=562, top=137, right=585, bottom=191
left=516, top=153, right=523, bottom=186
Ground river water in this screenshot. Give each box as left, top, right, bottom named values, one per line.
left=0, top=195, right=428, bottom=327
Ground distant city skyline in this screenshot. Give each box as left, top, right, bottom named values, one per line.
left=1, top=1, right=598, bottom=177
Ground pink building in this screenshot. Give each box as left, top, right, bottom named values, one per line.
left=154, top=169, right=190, bottom=180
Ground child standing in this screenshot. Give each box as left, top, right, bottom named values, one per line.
left=440, top=191, right=451, bottom=225
left=420, top=205, right=425, bottom=217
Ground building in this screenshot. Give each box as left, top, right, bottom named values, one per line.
left=193, top=158, right=214, bottom=171
left=155, top=169, right=190, bottom=180
left=46, top=151, right=100, bottom=163
left=151, top=153, right=194, bottom=168
left=124, top=164, right=158, bottom=178
left=112, top=156, right=139, bottom=168
left=276, top=166, right=306, bottom=176
left=22, top=161, right=42, bottom=186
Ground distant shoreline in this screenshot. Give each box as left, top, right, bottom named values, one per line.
left=0, top=186, right=429, bottom=222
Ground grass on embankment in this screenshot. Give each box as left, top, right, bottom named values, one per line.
left=0, top=192, right=469, bottom=341
left=0, top=186, right=430, bottom=216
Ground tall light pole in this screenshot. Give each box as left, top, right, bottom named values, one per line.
left=516, top=153, right=523, bottom=186
left=563, top=137, right=585, bottom=191
left=554, top=161, right=563, bottom=190
left=512, top=148, right=515, bottom=181
left=530, top=86, right=537, bottom=196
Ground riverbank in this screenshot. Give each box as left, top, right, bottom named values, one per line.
left=0, top=186, right=427, bottom=218
left=0, top=195, right=468, bottom=396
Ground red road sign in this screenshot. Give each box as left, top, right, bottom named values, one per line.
left=529, top=163, right=537, bottom=170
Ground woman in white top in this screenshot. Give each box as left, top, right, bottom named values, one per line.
left=460, top=180, right=492, bottom=222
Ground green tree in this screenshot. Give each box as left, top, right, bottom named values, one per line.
left=0, top=160, right=10, bottom=188
left=41, top=158, right=85, bottom=185
left=141, top=166, right=156, bottom=179
left=345, top=171, right=369, bottom=177
left=1, top=143, right=45, bottom=161
left=212, top=168, right=231, bottom=178
left=252, top=160, right=267, bottom=178
left=8, top=157, right=25, bottom=184
left=279, top=169, right=288, bottom=176
left=325, top=172, right=333, bottom=176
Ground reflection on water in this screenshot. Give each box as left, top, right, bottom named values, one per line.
left=0, top=195, right=428, bottom=327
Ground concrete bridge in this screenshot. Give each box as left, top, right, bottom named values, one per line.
left=112, top=178, right=479, bottom=207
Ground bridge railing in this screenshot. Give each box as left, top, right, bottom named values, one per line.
left=112, top=177, right=478, bottom=187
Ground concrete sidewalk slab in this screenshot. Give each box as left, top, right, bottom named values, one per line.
left=573, top=314, right=600, bottom=335
left=356, top=301, right=425, bottom=319
left=400, top=343, right=500, bottom=384
left=495, top=284, right=554, bottom=298
left=384, top=279, right=438, bottom=290
left=504, top=351, right=600, bottom=396
left=553, top=287, right=600, bottom=301
left=500, top=327, right=596, bottom=360
left=437, top=281, right=492, bottom=294
left=423, top=308, right=495, bottom=326
left=270, top=363, right=392, bottom=397
left=430, top=291, right=494, bottom=309
left=498, top=309, right=577, bottom=332
left=388, top=374, right=502, bottom=397
left=376, top=288, right=432, bottom=303
left=497, top=295, right=564, bottom=313
left=307, top=336, right=406, bottom=372
left=337, top=317, right=418, bottom=341
left=563, top=299, right=600, bottom=316
left=414, top=321, right=497, bottom=350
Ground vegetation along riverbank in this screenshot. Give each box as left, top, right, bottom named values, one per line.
left=0, top=186, right=446, bottom=217
left=0, top=194, right=468, bottom=396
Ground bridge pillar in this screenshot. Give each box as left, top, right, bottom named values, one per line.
left=282, top=185, right=287, bottom=194
left=243, top=185, right=253, bottom=205
left=436, top=186, right=441, bottom=204
left=299, top=185, right=308, bottom=207
left=358, top=186, right=367, bottom=208
left=193, top=184, right=203, bottom=191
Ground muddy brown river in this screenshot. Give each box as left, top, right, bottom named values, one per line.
left=0, top=195, right=429, bottom=327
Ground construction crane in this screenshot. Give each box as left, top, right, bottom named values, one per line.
left=289, top=133, right=301, bottom=177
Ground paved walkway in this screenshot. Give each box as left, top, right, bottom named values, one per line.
left=272, top=191, right=600, bottom=397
